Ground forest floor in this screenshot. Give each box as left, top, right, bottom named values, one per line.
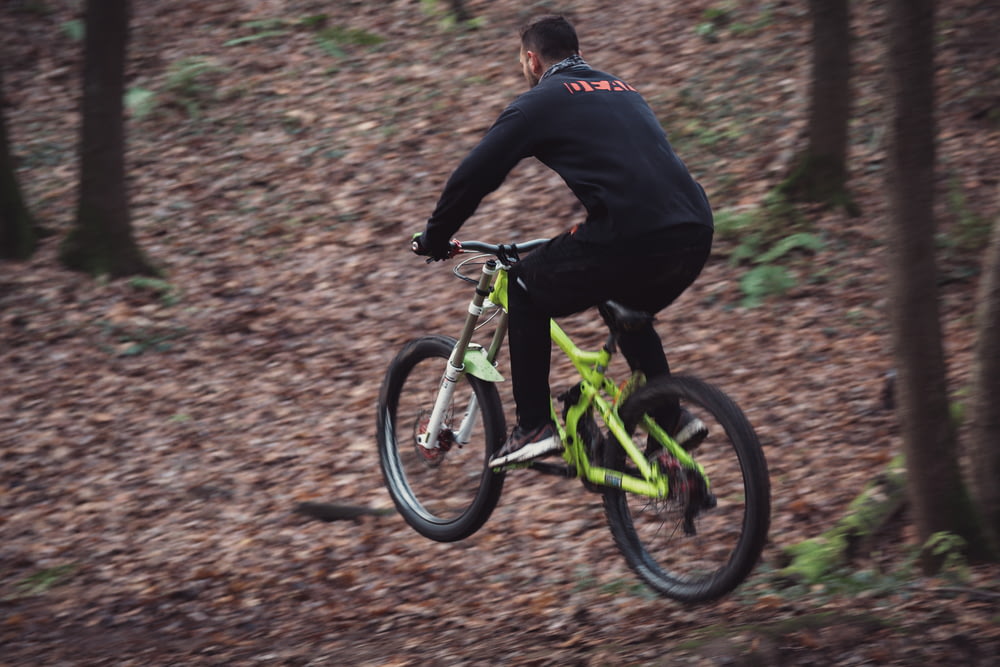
left=2, top=0, right=999, bottom=664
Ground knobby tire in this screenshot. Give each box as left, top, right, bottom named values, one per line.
left=377, top=335, right=506, bottom=542
left=603, top=375, right=770, bottom=602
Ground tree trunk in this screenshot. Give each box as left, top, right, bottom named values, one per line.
left=779, top=0, right=855, bottom=214
left=59, top=0, right=155, bottom=277
left=0, top=67, right=38, bottom=260
left=885, top=0, right=986, bottom=563
left=969, top=211, right=1000, bottom=556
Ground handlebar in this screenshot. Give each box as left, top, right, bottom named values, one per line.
left=412, top=236, right=549, bottom=265
left=454, top=238, right=549, bottom=259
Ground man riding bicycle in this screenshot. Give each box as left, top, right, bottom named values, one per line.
left=414, top=15, right=713, bottom=467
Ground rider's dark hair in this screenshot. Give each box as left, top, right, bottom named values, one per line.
left=519, top=15, right=579, bottom=64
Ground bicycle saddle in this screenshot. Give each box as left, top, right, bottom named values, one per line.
left=598, top=300, right=654, bottom=333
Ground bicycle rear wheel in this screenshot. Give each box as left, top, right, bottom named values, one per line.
left=603, top=375, right=770, bottom=602
left=377, top=335, right=506, bottom=542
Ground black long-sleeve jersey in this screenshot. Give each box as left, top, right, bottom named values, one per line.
left=424, top=65, right=713, bottom=248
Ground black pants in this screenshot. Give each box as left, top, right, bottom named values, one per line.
left=506, top=224, right=712, bottom=429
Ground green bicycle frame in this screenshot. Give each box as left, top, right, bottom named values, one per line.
left=432, top=258, right=707, bottom=499
left=547, top=316, right=706, bottom=498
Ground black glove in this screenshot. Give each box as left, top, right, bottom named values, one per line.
left=411, top=232, right=452, bottom=261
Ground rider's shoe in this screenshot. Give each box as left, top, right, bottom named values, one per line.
left=674, top=408, right=708, bottom=451
left=489, top=422, right=561, bottom=467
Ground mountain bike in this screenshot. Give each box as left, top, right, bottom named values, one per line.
left=376, top=238, right=770, bottom=602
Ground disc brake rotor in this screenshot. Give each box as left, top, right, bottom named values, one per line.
left=412, top=410, right=453, bottom=467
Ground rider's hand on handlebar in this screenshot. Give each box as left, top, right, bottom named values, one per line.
left=411, top=232, right=456, bottom=261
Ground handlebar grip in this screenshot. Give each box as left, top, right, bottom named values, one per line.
left=410, top=232, right=460, bottom=261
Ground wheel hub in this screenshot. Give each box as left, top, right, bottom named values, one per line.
left=413, top=411, right=454, bottom=466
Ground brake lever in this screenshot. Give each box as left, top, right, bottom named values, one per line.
left=417, top=239, right=462, bottom=263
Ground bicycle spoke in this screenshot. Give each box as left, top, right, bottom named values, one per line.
left=603, top=376, right=770, bottom=602
left=378, top=335, right=506, bottom=542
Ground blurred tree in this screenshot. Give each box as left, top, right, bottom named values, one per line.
left=885, top=0, right=993, bottom=563
left=970, top=211, right=1000, bottom=554
left=0, top=67, right=38, bottom=260
left=60, top=0, right=155, bottom=276
left=779, top=0, right=856, bottom=214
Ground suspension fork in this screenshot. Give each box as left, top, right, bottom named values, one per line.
left=453, top=309, right=507, bottom=445
left=418, top=259, right=499, bottom=449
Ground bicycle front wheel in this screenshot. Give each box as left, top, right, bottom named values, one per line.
left=377, top=335, right=506, bottom=542
left=603, top=375, right=770, bottom=602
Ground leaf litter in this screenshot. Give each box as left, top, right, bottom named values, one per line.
left=2, top=0, right=999, bottom=664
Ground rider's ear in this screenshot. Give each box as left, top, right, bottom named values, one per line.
left=527, top=50, right=544, bottom=76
